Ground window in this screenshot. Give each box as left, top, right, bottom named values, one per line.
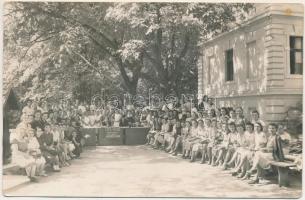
left=246, top=41, right=257, bottom=79
left=225, top=49, right=234, bottom=81
left=208, top=56, right=215, bottom=85
left=290, top=36, right=303, bottom=75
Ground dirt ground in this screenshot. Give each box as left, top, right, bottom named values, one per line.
left=4, top=145, right=302, bottom=198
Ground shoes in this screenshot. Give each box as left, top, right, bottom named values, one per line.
left=29, top=176, right=39, bottom=182
left=248, top=179, right=259, bottom=184
left=53, top=165, right=61, bottom=172
left=237, top=173, right=245, bottom=179
left=39, top=171, right=48, bottom=177
left=231, top=171, right=238, bottom=176
left=200, top=160, right=205, bottom=164
left=243, top=171, right=251, bottom=179
left=222, top=164, right=228, bottom=170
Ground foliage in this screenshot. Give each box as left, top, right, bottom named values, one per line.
left=3, top=2, right=253, bottom=102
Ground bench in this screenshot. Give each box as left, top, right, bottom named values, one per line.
left=270, top=160, right=296, bottom=187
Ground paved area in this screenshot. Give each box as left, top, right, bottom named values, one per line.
left=3, top=146, right=302, bottom=198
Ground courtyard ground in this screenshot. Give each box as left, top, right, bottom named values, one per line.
left=3, top=145, right=302, bottom=198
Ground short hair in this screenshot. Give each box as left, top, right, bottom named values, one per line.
left=220, top=107, right=228, bottom=114
left=251, top=110, right=260, bottom=117
left=185, top=121, right=191, bottom=126
left=254, top=122, right=263, bottom=131
left=245, top=122, right=254, bottom=129
left=192, top=119, right=198, bottom=124
left=236, top=122, right=245, bottom=130
left=268, top=123, right=278, bottom=130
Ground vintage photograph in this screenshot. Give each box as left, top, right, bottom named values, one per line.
left=2, top=1, right=303, bottom=198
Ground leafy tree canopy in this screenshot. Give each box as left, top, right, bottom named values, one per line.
left=3, top=2, right=253, bottom=102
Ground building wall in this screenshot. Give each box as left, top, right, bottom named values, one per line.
left=198, top=4, right=303, bottom=123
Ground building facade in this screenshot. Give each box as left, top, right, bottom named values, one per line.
left=198, top=3, right=303, bottom=123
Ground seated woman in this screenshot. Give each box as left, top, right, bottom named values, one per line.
left=174, top=121, right=191, bottom=156
left=38, top=124, right=61, bottom=172
left=191, top=119, right=208, bottom=163
left=167, top=120, right=182, bottom=153
left=28, top=128, right=47, bottom=177
left=140, top=110, right=148, bottom=126
left=153, top=118, right=170, bottom=149
left=183, top=120, right=200, bottom=161
left=229, top=122, right=255, bottom=178
left=222, top=122, right=238, bottom=170
left=51, top=123, right=66, bottom=167
left=59, top=119, right=74, bottom=162
left=146, top=117, right=162, bottom=145
left=10, top=116, right=38, bottom=182
left=162, top=119, right=176, bottom=151
left=213, top=123, right=229, bottom=166
left=206, top=118, right=220, bottom=165
left=227, top=122, right=248, bottom=175
left=71, top=131, right=81, bottom=158
left=245, top=123, right=282, bottom=184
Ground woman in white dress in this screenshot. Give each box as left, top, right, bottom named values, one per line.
left=113, top=109, right=122, bottom=127
left=10, top=115, right=38, bottom=182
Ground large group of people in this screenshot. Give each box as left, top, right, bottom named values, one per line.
left=9, top=95, right=301, bottom=184
left=144, top=98, right=300, bottom=185
left=10, top=98, right=84, bottom=182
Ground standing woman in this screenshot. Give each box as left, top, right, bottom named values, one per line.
left=235, top=107, right=245, bottom=125
left=113, top=109, right=122, bottom=127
